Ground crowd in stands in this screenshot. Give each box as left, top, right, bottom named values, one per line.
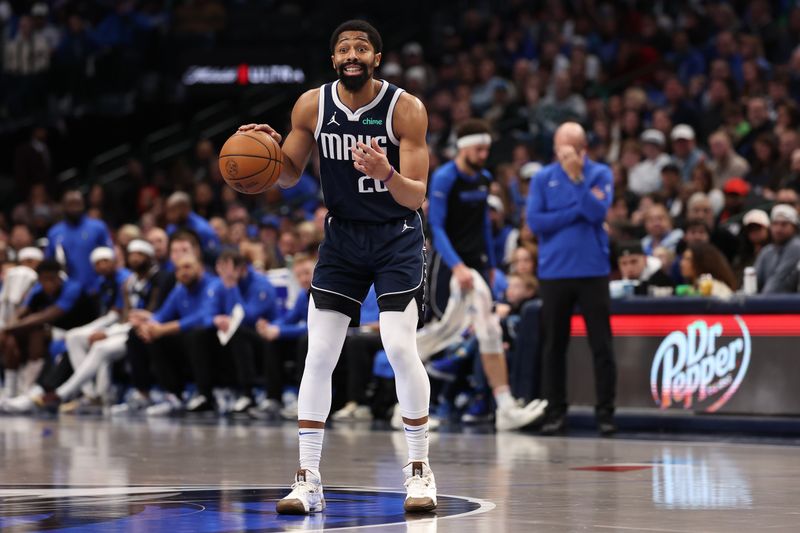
left=3, top=1, right=800, bottom=423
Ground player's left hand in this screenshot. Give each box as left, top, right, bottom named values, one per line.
left=352, top=138, right=391, bottom=181
left=213, top=315, right=231, bottom=333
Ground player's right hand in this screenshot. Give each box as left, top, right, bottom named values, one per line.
left=453, top=263, right=474, bottom=292
left=237, top=123, right=282, bottom=144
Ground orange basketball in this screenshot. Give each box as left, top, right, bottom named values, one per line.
left=218, top=130, right=283, bottom=194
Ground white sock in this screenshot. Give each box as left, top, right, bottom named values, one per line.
left=299, top=428, right=324, bottom=474
left=494, top=385, right=515, bottom=410
left=403, top=422, right=429, bottom=463
left=3, top=369, right=18, bottom=398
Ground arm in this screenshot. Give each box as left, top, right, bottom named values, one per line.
left=525, top=175, right=580, bottom=235
left=761, top=246, right=800, bottom=294
left=3, top=305, right=64, bottom=333
left=484, top=209, right=496, bottom=269
left=579, top=166, right=614, bottom=224
left=352, top=93, right=429, bottom=210
left=152, top=286, right=180, bottom=324
left=427, top=170, right=463, bottom=269
left=238, top=88, right=319, bottom=189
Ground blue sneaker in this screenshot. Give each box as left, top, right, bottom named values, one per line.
left=461, top=394, right=494, bottom=424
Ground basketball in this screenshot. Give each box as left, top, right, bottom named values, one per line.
left=218, top=130, right=283, bottom=194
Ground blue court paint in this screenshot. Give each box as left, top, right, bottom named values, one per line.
left=0, top=486, right=487, bottom=532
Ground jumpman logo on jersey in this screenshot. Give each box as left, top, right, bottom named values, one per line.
left=402, top=220, right=415, bottom=232
left=327, top=112, right=340, bottom=127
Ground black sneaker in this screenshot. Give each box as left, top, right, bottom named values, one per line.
left=597, top=417, right=617, bottom=437
left=539, top=415, right=566, bottom=436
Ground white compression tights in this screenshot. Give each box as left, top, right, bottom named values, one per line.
left=379, top=300, right=430, bottom=420
left=297, top=297, right=351, bottom=422
left=297, top=297, right=430, bottom=422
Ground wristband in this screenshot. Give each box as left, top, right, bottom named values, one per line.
left=383, top=165, right=395, bottom=183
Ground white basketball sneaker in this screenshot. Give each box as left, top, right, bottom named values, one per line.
left=403, top=461, right=437, bottom=512
left=495, top=398, right=548, bottom=431
left=276, top=469, right=326, bottom=514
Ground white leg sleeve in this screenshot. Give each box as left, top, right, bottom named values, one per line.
left=56, top=333, right=127, bottom=401
left=471, top=273, right=504, bottom=355
left=296, top=297, right=351, bottom=422
left=380, top=300, right=430, bottom=419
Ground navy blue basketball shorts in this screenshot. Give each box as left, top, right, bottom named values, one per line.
left=311, top=213, right=426, bottom=328
left=428, top=251, right=490, bottom=320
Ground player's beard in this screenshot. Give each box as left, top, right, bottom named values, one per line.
left=464, top=156, right=486, bottom=173
left=337, top=60, right=371, bottom=91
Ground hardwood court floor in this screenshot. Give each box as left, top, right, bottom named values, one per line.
left=0, top=416, right=798, bottom=532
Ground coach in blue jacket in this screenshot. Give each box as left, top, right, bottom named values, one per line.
left=526, top=122, right=616, bottom=437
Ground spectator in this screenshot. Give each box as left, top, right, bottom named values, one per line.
left=718, top=178, right=751, bottom=225
left=146, top=227, right=170, bottom=269
left=134, top=253, right=217, bottom=416
left=685, top=192, right=739, bottom=262
left=658, top=163, right=684, bottom=219
left=733, top=209, right=771, bottom=281
left=488, top=195, right=518, bottom=269
left=641, top=204, right=684, bottom=255
left=745, top=133, right=781, bottom=193
left=707, top=130, right=750, bottom=188
left=0, top=260, right=96, bottom=400
left=754, top=204, right=800, bottom=293
left=253, top=253, right=315, bottom=419
left=775, top=187, right=800, bottom=213
left=616, top=241, right=675, bottom=295
left=628, top=129, right=671, bottom=196
left=3, top=15, right=50, bottom=116
left=532, top=70, right=587, bottom=138
left=670, top=124, right=705, bottom=181
left=680, top=242, right=738, bottom=297
left=783, top=148, right=800, bottom=190
left=165, top=191, right=221, bottom=262
left=45, top=190, right=114, bottom=291
left=201, top=250, right=279, bottom=414
left=13, top=126, right=51, bottom=201
left=526, top=122, right=616, bottom=436
left=738, top=97, right=774, bottom=160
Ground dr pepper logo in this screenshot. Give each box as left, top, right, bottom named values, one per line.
left=650, top=317, right=751, bottom=412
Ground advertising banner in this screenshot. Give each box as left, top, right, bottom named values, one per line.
left=566, top=314, right=800, bottom=416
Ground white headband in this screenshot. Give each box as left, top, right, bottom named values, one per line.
left=127, top=239, right=155, bottom=258
left=456, top=133, right=492, bottom=150
left=90, top=246, right=115, bottom=264
left=18, top=247, right=43, bottom=262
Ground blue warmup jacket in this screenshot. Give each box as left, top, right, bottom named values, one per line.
left=526, top=158, right=613, bottom=280
left=153, top=272, right=217, bottom=331
left=45, top=216, right=113, bottom=290
left=167, top=211, right=221, bottom=257
left=275, top=290, right=309, bottom=339
left=207, top=268, right=279, bottom=327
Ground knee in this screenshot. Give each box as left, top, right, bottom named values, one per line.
left=302, top=348, right=337, bottom=377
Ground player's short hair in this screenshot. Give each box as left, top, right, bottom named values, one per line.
left=293, top=253, right=315, bottom=266
left=456, top=119, right=491, bottom=139
left=508, top=272, right=539, bottom=294
left=330, top=20, right=382, bottom=54
left=217, top=248, right=247, bottom=268
left=36, top=259, right=62, bottom=276
left=169, top=229, right=201, bottom=251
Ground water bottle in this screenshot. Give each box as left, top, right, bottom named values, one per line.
left=743, top=267, right=757, bottom=295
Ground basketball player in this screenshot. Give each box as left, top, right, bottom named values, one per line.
left=427, top=119, right=546, bottom=430
left=238, top=20, right=434, bottom=514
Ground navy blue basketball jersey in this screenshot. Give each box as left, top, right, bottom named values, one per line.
left=314, top=80, right=413, bottom=223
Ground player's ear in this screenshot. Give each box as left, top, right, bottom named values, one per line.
left=331, top=55, right=336, bottom=71
left=374, top=52, right=381, bottom=68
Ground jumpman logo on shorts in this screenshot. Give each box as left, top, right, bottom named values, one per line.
left=402, top=220, right=415, bottom=232
left=327, top=112, right=340, bottom=127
